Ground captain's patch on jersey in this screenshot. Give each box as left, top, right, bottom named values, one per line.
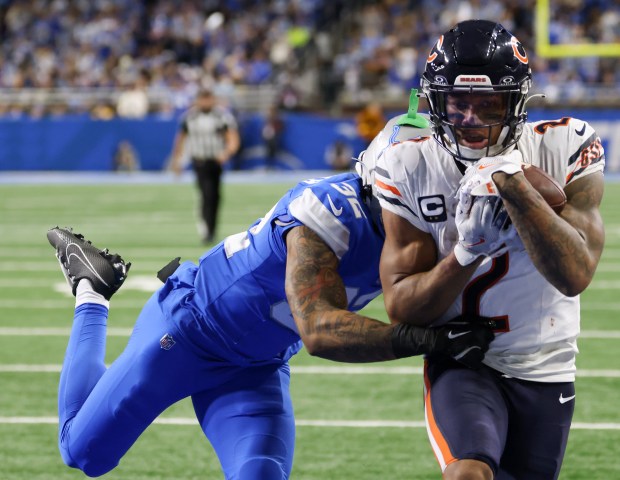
left=418, top=195, right=447, bottom=222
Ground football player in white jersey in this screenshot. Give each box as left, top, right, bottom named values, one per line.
left=372, top=20, right=605, bottom=480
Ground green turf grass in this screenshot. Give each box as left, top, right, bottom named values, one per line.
left=0, top=178, right=619, bottom=479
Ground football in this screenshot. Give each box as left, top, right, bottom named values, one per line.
left=522, top=164, right=567, bottom=214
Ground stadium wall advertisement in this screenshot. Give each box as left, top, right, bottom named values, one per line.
left=0, top=110, right=618, bottom=172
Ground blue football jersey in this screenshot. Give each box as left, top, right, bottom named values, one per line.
left=165, top=173, right=385, bottom=365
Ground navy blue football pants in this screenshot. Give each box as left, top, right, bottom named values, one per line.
left=58, top=296, right=295, bottom=478
left=423, top=357, right=574, bottom=479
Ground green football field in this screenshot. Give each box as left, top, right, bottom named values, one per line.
left=1, top=176, right=619, bottom=479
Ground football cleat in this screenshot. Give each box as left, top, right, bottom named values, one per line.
left=47, top=227, right=131, bottom=300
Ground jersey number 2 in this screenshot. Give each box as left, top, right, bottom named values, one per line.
left=462, top=254, right=510, bottom=332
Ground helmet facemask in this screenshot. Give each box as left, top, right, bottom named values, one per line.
left=423, top=81, right=530, bottom=163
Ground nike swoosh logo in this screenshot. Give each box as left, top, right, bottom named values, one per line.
left=453, top=345, right=480, bottom=361
left=464, top=237, right=485, bottom=247
left=559, top=394, right=576, bottom=404
left=477, top=164, right=496, bottom=170
left=447, top=330, right=471, bottom=339
left=274, top=219, right=296, bottom=227
left=575, top=124, right=586, bottom=136
left=66, top=243, right=109, bottom=286
left=326, top=194, right=343, bottom=216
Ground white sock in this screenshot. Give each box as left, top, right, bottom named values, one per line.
left=75, top=279, right=110, bottom=309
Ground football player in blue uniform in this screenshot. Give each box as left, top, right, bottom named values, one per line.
left=47, top=170, right=494, bottom=479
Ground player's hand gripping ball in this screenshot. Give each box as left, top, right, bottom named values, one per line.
left=522, top=164, right=567, bottom=214
left=465, top=151, right=567, bottom=215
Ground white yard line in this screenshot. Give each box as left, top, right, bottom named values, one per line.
left=0, top=416, right=618, bottom=430
left=580, top=330, right=620, bottom=338
left=2, top=364, right=620, bottom=378
left=0, top=327, right=133, bottom=336
left=2, top=327, right=620, bottom=339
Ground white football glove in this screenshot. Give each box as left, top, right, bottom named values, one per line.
left=460, top=149, right=524, bottom=197
left=454, top=188, right=519, bottom=266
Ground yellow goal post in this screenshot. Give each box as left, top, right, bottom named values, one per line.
left=535, top=0, right=620, bottom=57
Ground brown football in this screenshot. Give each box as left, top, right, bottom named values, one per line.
left=522, top=164, right=567, bottom=214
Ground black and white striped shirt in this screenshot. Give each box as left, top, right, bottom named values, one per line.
left=180, top=106, right=238, bottom=160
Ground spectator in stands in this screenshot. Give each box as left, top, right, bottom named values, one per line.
left=90, top=102, right=116, bottom=120
left=0, top=0, right=616, bottom=115
left=169, top=88, right=240, bottom=244
left=116, top=73, right=150, bottom=119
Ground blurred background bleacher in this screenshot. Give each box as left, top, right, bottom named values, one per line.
left=0, top=0, right=618, bottom=172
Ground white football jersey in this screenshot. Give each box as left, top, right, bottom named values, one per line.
left=356, top=114, right=431, bottom=189
left=375, top=117, right=605, bottom=382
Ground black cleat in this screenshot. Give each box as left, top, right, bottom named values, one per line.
left=47, top=227, right=131, bottom=300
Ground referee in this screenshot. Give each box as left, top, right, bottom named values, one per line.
left=171, top=89, right=240, bottom=243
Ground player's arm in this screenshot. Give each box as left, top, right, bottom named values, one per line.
left=380, top=210, right=482, bottom=326
left=493, top=171, right=604, bottom=296
left=285, top=225, right=493, bottom=364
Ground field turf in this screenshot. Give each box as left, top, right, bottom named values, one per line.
left=1, top=176, right=619, bottom=479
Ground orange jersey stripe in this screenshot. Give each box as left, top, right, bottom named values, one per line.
left=375, top=179, right=402, bottom=197
left=424, top=362, right=457, bottom=469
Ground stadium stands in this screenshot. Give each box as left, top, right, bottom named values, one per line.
left=0, top=0, right=617, bottom=116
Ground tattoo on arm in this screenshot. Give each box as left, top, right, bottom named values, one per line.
left=286, top=225, right=347, bottom=315
left=285, top=226, right=395, bottom=362
left=499, top=173, right=604, bottom=295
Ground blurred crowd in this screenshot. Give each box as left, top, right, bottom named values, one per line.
left=0, top=0, right=618, bottom=117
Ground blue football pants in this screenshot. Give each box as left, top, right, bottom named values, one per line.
left=58, top=295, right=295, bottom=478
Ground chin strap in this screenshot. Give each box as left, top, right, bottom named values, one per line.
left=453, top=157, right=468, bottom=175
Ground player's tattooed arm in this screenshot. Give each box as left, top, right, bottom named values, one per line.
left=494, top=171, right=604, bottom=296
left=285, top=226, right=396, bottom=362
left=285, top=226, right=496, bottom=365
